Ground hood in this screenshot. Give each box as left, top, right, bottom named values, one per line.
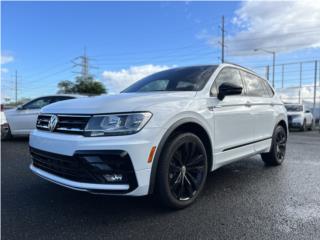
left=41, top=92, right=197, bottom=114
left=287, top=111, right=303, bottom=117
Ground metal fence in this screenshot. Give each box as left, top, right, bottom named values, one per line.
left=252, top=60, right=320, bottom=121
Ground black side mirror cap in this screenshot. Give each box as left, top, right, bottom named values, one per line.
left=218, top=82, right=243, bottom=101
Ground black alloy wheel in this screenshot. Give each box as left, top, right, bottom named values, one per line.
left=275, top=127, right=286, bottom=162
left=168, top=140, right=207, bottom=201
left=156, top=133, right=208, bottom=209
left=261, top=125, right=287, bottom=166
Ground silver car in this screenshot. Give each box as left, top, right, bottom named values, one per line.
left=1, top=94, right=83, bottom=139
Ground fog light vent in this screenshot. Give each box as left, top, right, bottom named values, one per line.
left=104, top=174, right=123, bottom=182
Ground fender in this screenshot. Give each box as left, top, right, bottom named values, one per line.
left=148, top=117, right=212, bottom=194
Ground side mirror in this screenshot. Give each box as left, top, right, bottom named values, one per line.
left=17, top=105, right=24, bottom=110
left=217, top=82, right=243, bottom=101
left=305, top=110, right=310, bottom=113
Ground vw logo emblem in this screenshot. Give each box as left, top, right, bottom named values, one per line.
left=48, top=115, right=58, bottom=132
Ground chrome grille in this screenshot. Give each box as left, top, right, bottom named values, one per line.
left=36, top=114, right=91, bottom=134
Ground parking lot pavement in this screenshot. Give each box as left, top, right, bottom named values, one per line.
left=2, top=131, right=320, bottom=240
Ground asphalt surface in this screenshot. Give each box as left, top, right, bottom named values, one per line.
left=2, top=131, right=320, bottom=240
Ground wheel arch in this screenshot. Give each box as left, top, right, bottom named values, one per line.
left=277, top=119, right=288, bottom=136
left=148, top=118, right=213, bottom=194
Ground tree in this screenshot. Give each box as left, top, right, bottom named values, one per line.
left=57, top=76, right=107, bottom=95
left=57, top=80, right=75, bottom=94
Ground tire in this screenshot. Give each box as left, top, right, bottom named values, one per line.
left=1, top=124, right=12, bottom=141
left=308, top=120, right=313, bottom=131
left=301, top=119, right=306, bottom=131
left=156, top=132, right=208, bottom=209
left=261, top=125, right=287, bottom=166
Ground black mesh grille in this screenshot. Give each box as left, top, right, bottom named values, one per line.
left=31, top=148, right=97, bottom=183
left=30, top=148, right=138, bottom=191
left=36, top=114, right=90, bottom=134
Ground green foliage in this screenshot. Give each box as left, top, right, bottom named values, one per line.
left=57, top=80, right=75, bottom=94
left=57, top=76, right=107, bottom=95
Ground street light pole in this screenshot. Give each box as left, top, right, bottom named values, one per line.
left=254, top=48, right=276, bottom=87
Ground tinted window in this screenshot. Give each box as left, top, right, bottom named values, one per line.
left=285, top=105, right=303, bottom=112
left=51, top=96, right=74, bottom=103
left=211, top=68, right=243, bottom=96
left=23, top=97, right=53, bottom=109
left=262, top=80, right=274, bottom=97
left=138, top=80, right=169, bottom=92
left=122, top=66, right=217, bottom=93
left=243, top=72, right=269, bottom=97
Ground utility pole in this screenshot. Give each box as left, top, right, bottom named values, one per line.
left=221, top=16, right=225, bottom=63
left=313, top=61, right=318, bottom=111
left=15, top=70, right=18, bottom=105
left=299, top=62, right=302, bottom=104
left=265, top=65, right=270, bottom=81
left=281, top=64, right=284, bottom=88
left=72, top=47, right=97, bottom=80
left=272, top=52, right=275, bottom=88
left=81, top=47, right=89, bottom=79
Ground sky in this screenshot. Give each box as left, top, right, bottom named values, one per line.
left=1, top=1, right=320, bottom=101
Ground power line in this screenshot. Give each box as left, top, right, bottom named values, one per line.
left=225, top=28, right=320, bottom=43
left=91, top=42, right=203, bottom=58
left=94, top=49, right=219, bottom=66
left=71, top=47, right=98, bottom=79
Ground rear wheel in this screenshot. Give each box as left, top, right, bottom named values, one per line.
left=261, top=125, right=287, bottom=166
left=156, top=132, right=208, bottom=209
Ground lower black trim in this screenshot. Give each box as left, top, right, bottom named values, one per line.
left=30, top=147, right=138, bottom=194
left=223, top=137, right=272, bottom=152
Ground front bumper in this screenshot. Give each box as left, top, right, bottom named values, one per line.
left=288, top=121, right=303, bottom=128
left=29, top=128, right=163, bottom=196
left=30, top=164, right=131, bottom=193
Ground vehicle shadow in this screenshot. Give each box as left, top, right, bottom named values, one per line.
left=15, top=156, right=277, bottom=220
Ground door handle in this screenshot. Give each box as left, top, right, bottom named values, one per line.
left=270, top=102, right=275, bottom=107
left=245, top=101, right=251, bottom=107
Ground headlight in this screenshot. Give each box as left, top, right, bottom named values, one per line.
left=84, top=112, right=152, bottom=137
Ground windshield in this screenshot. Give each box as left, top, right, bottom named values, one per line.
left=122, top=65, right=217, bottom=93
left=285, top=105, right=303, bottom=112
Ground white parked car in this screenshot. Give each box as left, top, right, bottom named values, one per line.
left=285, top=104, right=313, bottom=131
left=2, top=95, right=83, bottom=139
left=29, top=64, right=288, bottom=209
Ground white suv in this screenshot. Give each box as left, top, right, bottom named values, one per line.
left=29, top=63, right=288, bottom=209
left=285, top=104, right=314, bottom=131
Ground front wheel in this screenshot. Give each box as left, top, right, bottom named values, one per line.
left=156, top=133, right=208, bottom=209
left=261, top=125, right=287, bottom=166
left=1, top=124, right=12, bottom=140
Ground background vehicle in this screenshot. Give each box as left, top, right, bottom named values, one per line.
left=1, top=104, right=10, bottom=139
left=29, top=64, right=288, bottom=209
left=285, top=104, right=313, bottom=131
left=2, top=94, right=83, bottom=140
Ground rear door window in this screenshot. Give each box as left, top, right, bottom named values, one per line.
left=242, top=72, right=269, bottom=97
